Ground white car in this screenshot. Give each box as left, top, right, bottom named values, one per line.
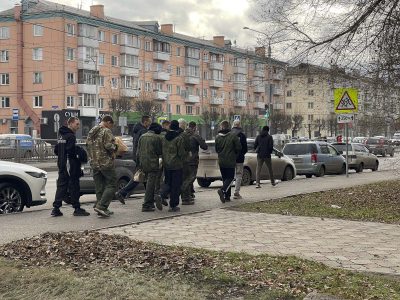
left=0, top=161, right=47, bottom=214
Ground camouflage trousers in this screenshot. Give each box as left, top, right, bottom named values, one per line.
left=181, top=164, right=198, bottom=202
left=93, top=167, right=117, bottom=210
left=143, top=171, right=160, bottom=209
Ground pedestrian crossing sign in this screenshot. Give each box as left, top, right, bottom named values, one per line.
left=234, top=115, right=241, bottom=121
left=334, top=88, right=358, bottom=114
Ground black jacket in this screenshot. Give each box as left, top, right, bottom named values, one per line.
left=54, top=126, right=81, bottom=177
left=254, top=130, right=274, bottom=158
left=132, top=122, right=148, bottom=161
left=231, top=127, right=248, bottom=163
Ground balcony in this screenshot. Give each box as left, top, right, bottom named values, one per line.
left=209, top=61, right=224, bottom=70
left=79, top=106, right=96, bottom=117
left=184, top=94, right=200, bottom=103
left=271, top=72, right=284, bottom=80
left=77, top=60, right=98, bottom=71
left=120, top=88, right=140, bottom=98
left=254, top=84, right=265, bottom=93
left=254, top=69, right=264, bottom=77
left=234, top=100, right=247, bottom=107
left=78, top=84, right=97, bottom=94
left=185, top=57, right=200, bottom=66
left=273, top=88, right=284, bottom=96
left=233, top=65, right=247, bottom=74
left=120, top=67, right=139, bottom=77
left=154, top=91, right=169, bottom=101
left=153, top=51, right=171, bottom=61
left=185, top=75, right=200, bottom=85
left=209, top=79, right=223, bottom=88
left=78, top=36, right=99, bottom=48
left=254, top=102, right=265, bottom=109
left=233, top=82, right=247, bottom=90
left=274, top=103, right=284, bottom=110
left=210, top=97, right=224, bottom=105
left=120, top=46, right=139, bottom=56
left=153, top=71, right=170, bottom=81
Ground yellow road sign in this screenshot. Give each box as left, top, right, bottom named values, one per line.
left=334, top=88, right=358, bottom=114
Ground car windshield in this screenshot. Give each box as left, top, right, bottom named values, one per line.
left=366, top=138, right=380, bottom=144
left=332, top=144, right=353, bottom=152
left=283, top=143, right=318, bottom=155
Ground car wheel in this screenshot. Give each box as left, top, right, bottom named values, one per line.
left=117, top=177, right=129, bottom=191
left=241, top=168, right=252, bottom=186
left=282, top=166, right=294, bottom=181
left=382, top=150, right=386, bottom=157
left=315, top=166, right=325, bottom=177
left=390, top=151, right=394, bottom=157
left=305, top=174, right=313, bottom=178
left=356, top=163, right=364, bottom=173
left=197, top=178, right=212, bottom=188
left=0, top=182, right=25, bottom=214
left=372, top=161, right=379, bottom=171
left=340, top=164, right=346, bottom=175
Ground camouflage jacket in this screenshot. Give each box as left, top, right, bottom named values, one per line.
left=183, top=128, right=208, bottom=165
left=86, top=125, right=117, bottom=170
left=137, top=130, right=162, bottom=173
left=162, top=130, right=186, bottom=170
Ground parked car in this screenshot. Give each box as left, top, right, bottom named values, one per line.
left=331, top=143, right=379, bottom=172
left=0, top=160, right=47, bottom=213
left=282, top=141, right=346, bottom=178
left=352, top=136, right=367, bottom=144
left=196, top=139, right=296, bottom=187
left=365, top=137, right=394, bottom=157
left=0, top=134, right=34, bottom=159
left=78, top=144, right=143, bottom=195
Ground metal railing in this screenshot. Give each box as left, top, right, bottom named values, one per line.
left=0, top=138, right=57, bottom=163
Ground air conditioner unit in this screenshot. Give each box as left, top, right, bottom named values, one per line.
left=40, top=117, right=48, bottom=125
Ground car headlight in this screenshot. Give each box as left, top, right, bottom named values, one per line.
left=26, top=171, right=47, bottom=178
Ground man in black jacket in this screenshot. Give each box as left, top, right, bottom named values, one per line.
left=254, top=125, right=276, bottom=188
left=231, top=120, right=248, bottom=199
left=51, top=117, right=90, bottom=217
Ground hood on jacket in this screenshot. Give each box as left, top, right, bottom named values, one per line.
left=218, top=129, right=231, bottom=136
left=231, top=127, right=242, bottom=135
left=58, top=125, right=74, bottom=136
left=260, top=129, right=269, bottom=137
left=165, top=130, right=181, bottom=141
left=133, top=122, right=147, bottom=134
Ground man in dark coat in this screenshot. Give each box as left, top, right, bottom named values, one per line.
left=231, top=119, right=248, bottom=199
left=215, top=120, right=242, bottom=203
left=51, top=117, right=90, bottom=217
left=254, top=125, right=276, bottom=188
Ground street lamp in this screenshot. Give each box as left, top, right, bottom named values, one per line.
left=243, top=24, right=297, bottom=127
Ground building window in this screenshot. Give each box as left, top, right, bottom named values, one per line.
left=32, top=48, right=43, bottom=60
left=67, top=72, right=75, bottom=84
left=186, top=47, right=200, bottom=59
left=33, top=96, right=43, bottom=108
left=0, top=50, right=9, bottom=62
left=286, top=102, right=292, bottom=109
left=0, top=27, right=10, bottom=39
left=286, top=90, right=292, bottom=97
left=176, top=105, right=181, bottom=114
left=308, top=77, right=314, bottom=84
left=98, top=30, right=105, bottom=42
left=33, top=24, right=43, bottom=36
left=33, top=72, right=42, bottom=84
left=78, top=24, right=97, bottom=39
left=79, top=93, right=96, bottom=107
left=203, top=52, right=209, bottom=62
left=167, top=104, right=171, bottom=113
left=66, top=23, right=75, bottom=36
left=111, top=55, right=118, bottom=67
left=308, top=114, right=314, bottom=121
left=167, top=84, right=172, bottom=93
left=177, top=86, right=181, bottom=95
left=203, top=88, right=208, bottom=98
left=145, top=41, right=152, bottom=51
left=308, top=90, right=314, bottom=96
left=286, top=78, right=292, bottom=84
left=66, top=48, right=75, bottom=60
left=66, top=96, right=74, bottom=108
left=98, top=98, right=104, bottom=109
left=176, top=47, right=181, bottom=56
left=98, top=54, right=105, bottom=65
left=111, top=33, right=119, bottom=44
left=308, top=102, right=314, bottom=109
left=0, top=96, right=10, bottom=108
left=145, top=82, right=151, bottom=92
left=121, top=76, right=139, bottom=89
left=111, top=78, right=118, bottom=89
left=99, top=76, right=105, bottom=87
left=196, top=107, right=200, bottom=115
left=203, top=71, right=208, bottom=80
left=120, top=54, right=139, bottom=68
left=0, top=73, right=9, bottom=85
left=78, top=69, right=97, bottom=85
left=176, top=66, right=181, bottom=76
left=186, top=105, right=193, bottom=115
left=153, top=41, right=171, bottom=53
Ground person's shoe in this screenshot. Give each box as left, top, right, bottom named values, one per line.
left=115, top=192, right=126, bottom=205
left=154, top=195, right=163, bottom=211
left=191, top=193, right=196, bottom=199
left=217, top=189, right=225, bottom=203
left=225, top=198, right=231, bottom=202
left=94, top=207, right=110, bottom=217
left=97, top=209, right=114, bottom=216
left=168, top=206, right=181, bottom=212
left=182, top=200, right=195, bottom=205
left=256, top=184, right=261, bottom=189
left=73, top=208, right=90, bottom=216
left=271, top=181, right=277, bottom=186
left=51, top=208, right=63, bottom=217
left=161, top=198, right=169, bottom=206
left=233, top=193, right=242, bottom=199
left=142, top=207, right=155, bottom=212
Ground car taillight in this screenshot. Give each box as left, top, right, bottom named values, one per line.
left=311, top=153, right=317, bottom=163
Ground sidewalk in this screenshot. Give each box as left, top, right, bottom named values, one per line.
left=102, top=209, right=400, bottom=276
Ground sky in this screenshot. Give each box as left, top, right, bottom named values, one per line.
left=0, top=0, right=265, bottom=52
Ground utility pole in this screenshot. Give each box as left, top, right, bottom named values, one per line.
left=95, top=52, right=99, bottom=123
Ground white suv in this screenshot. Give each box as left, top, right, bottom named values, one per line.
left=0, top=160, right=47, bottom=214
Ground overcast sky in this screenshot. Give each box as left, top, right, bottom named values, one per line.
left=1, top=0, right=266, bottom=50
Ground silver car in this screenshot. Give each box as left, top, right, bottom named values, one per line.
left=282, top=142, right=346, bottom=178
left=331, top=143, right=379, bottom=172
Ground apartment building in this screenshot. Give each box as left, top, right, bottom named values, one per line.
left=0, top=0, right=286, bottom=138
left=285, top=63, right=400, bottom=138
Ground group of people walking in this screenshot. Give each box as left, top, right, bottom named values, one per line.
left=50, top=115, right=277, bottom=218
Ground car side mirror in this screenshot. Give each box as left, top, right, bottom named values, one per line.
left=275, top=151, right=283, bottom=158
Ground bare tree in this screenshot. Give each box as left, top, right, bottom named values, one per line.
left=314, top=118, right=327, bottom=137
left=291, top=114, right=303, bottom=137
left=134, top=92, right=163, bottom=121
left=200, top=110, right=221, bottom=139
left=327, top=114, right=338, bottom=137
left=270, top=111, right=292, bottom=134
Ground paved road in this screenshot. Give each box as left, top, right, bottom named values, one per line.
left=0, top=169, right=397, bottom=246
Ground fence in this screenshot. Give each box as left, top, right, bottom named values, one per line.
left=0, top=138, right=57, bottom=163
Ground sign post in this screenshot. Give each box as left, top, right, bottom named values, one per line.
left=334, top=88, right=358, bottom=178
left=12, top=109, right=19, bottom=121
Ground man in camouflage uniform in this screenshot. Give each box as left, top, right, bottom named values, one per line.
left=86, top=115, right=118, bottom=217
left=181, top=121, right=208, bottom=205
left=137, top=123, right=163, bottom=212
